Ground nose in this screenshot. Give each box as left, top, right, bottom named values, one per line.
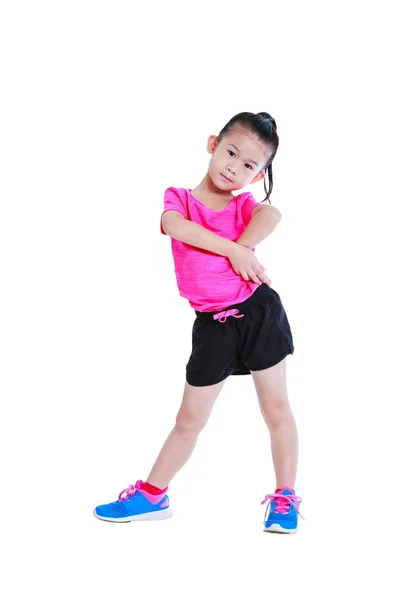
left=227, top=164, right=237, bottom=175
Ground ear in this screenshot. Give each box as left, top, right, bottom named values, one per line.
left=207, top=135, right=219, bottom=154
left=249, top=171, right=265, bottom=185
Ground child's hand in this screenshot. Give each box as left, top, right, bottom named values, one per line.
left=228, top=244, right=271, bottom=286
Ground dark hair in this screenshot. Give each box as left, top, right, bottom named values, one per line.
left=217, top=111, right=279, bottom=204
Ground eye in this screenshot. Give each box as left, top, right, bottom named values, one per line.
left=245, top=163, right=253, bottom=170
left=227, top=150, right=235, bottom=157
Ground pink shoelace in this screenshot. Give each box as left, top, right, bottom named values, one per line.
left=118, top=480, right=143, bottom=502
left=213, top=308, right=245, bottom=323
left=261, top=493, right=304, bottom=523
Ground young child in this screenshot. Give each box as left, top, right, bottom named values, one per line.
left=94, top=111, right=303, bottom=534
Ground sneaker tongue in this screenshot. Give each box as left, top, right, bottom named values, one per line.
left=280, top=489, right=294, bottom=496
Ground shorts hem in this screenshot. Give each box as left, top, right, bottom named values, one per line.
left=185, top=375, right=228, bottom=387
left=247, top=351, right=294, bottom=373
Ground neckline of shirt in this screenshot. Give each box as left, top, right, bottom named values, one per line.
left=187, top=189, right=247, bottom=213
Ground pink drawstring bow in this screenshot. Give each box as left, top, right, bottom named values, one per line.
left=213, top=308, right=245, bottom=323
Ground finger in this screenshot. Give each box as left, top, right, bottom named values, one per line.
left=253, top=261, right=265, bottom=271
left=248, top=269, right=262, bottom=285
left=260, top=271, right=271, bottom=284
left=255, top=265, right=267, bottom=278
left=256, top=269, right=271, bottom=285
left=241, top=270, right=250, bottom=281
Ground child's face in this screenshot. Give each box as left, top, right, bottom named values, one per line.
left=207, top=128, right=273, bottom=192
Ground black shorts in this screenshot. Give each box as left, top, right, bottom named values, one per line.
left=186, top=284, right=294, bottom=387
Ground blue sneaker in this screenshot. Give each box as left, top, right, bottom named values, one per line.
left=261, top=489, right=303, bottom=534
left=94, top=480, right=173, bottom=522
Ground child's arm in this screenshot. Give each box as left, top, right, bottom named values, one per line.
left=162, top=211, right=237, bottom=257
left=236, top=204, right=282, bottom=248
left=162, top=211, right=269, bottom=285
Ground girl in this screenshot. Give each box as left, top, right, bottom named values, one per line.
left=94, top=112, right=302, bottom=534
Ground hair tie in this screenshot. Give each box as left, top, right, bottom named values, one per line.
left=258, top=112, right=277, bottom=129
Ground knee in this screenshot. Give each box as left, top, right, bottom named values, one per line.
left=175, top=407, right=208, bottom=437
left=261, top=395, right=292, bottom=428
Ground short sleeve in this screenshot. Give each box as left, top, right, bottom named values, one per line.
left=160, top=187, right=188, bottom=235
left=241, top=192, right=260, bottom=226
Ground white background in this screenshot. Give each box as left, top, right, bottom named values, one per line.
left=1, top=1, right=399, bottom=598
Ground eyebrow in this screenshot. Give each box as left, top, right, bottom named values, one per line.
left=229, top=144, right=259, bottom=167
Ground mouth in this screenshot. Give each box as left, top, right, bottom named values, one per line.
left=221, top=173, right=233, bottom=183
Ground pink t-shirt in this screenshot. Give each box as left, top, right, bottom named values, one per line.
left=161, top=187, right=260, bottom=312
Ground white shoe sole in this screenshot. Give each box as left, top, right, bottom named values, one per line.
left=94, top=507, right=173, bottom=523
left=264, top=523, right=297, bottom=534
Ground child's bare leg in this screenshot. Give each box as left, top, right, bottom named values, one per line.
left=146, top=380, right=225, bottom=489
left=252, top=358, right=298, bottom=489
